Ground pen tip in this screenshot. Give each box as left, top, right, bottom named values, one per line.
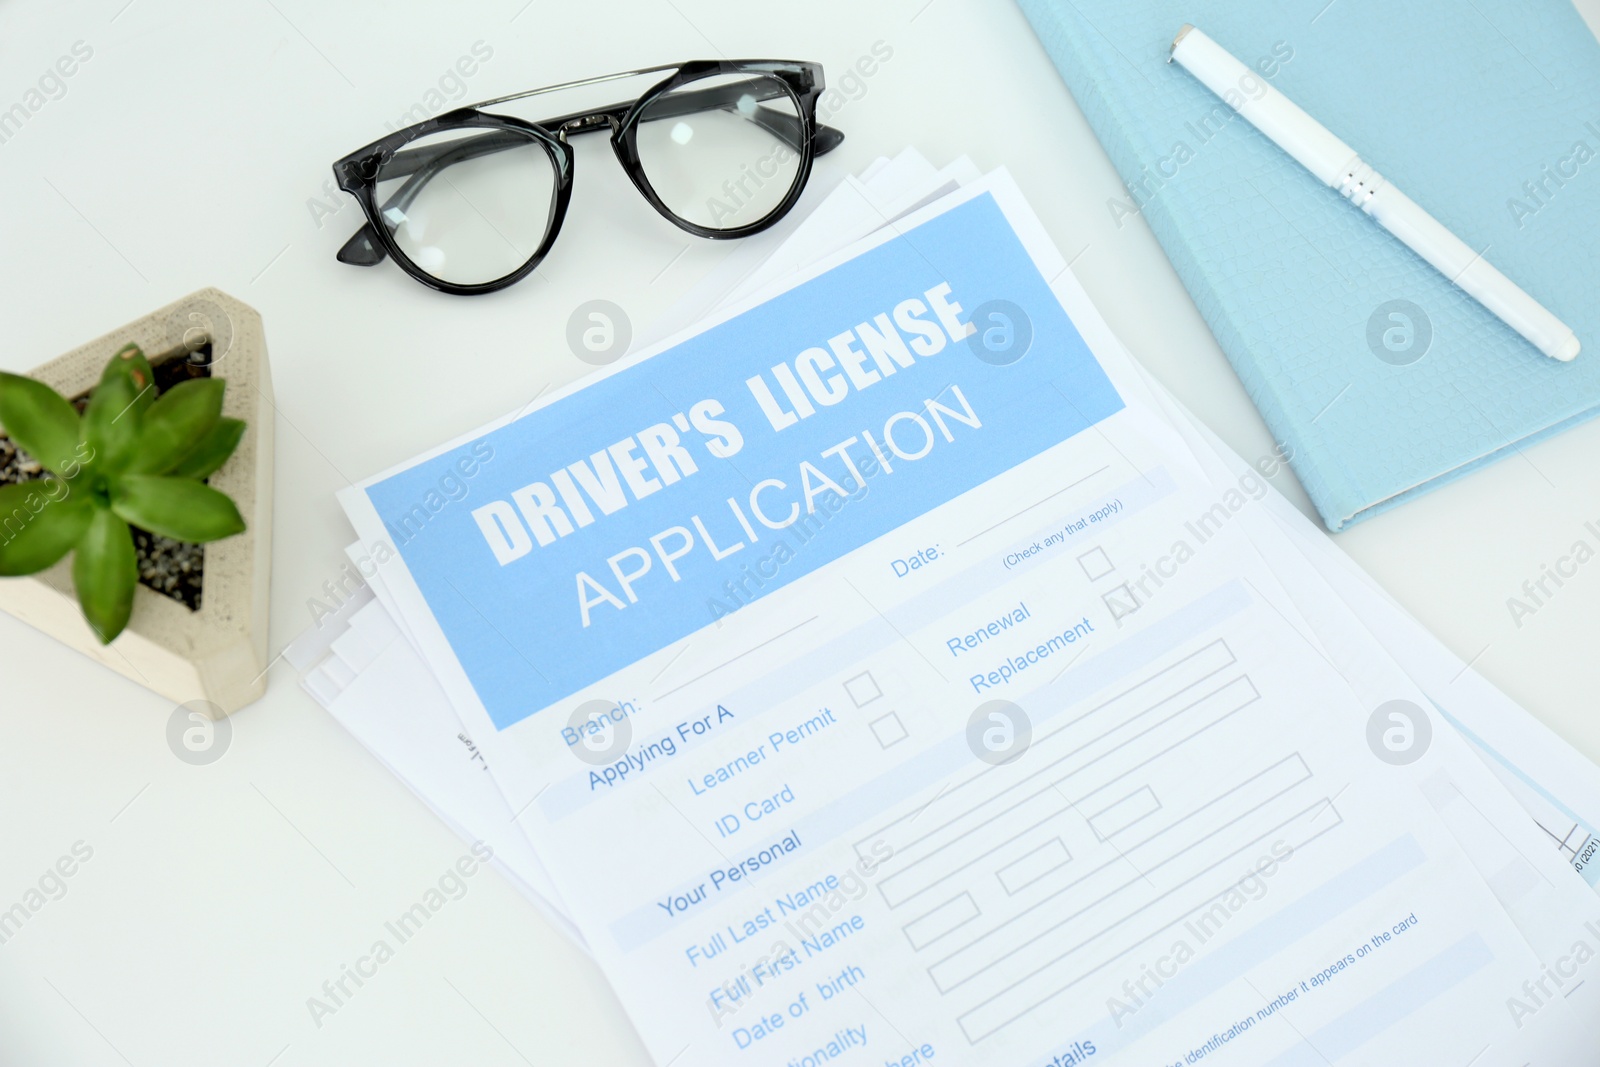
left=1171, top=24, right=1196, bottom=56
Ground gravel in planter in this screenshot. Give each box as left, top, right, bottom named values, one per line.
left=130, top=526, right=205, bottom=610
left=0, top=347, right=217, bottom=612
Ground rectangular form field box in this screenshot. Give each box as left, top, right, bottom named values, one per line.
left=997, top=838, right=1073, bottom=894
left=904, top=893, right=981, bottom=950
left=1088, top=787, right=1162, bottom=842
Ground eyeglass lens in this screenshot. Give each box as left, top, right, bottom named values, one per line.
left=375, top=128, right=559, bottom=287
left=633, top=73, right=805, bottom=230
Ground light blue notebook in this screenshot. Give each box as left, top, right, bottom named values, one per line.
left=1017, top=0, right=1600, bottom=529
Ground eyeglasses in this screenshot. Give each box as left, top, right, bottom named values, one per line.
left=331, top=59, right=843, bottom=295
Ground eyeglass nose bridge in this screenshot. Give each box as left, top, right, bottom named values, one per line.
left=555, top=112, right=621, bottom=143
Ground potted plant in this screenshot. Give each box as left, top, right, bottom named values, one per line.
left=0, top=289, right=274, bottom=714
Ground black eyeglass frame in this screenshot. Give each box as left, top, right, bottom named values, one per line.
left=331, top=59, right=843, bottom=296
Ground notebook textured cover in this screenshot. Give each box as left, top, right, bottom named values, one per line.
left=1017, top=0, right=1600, bottom=529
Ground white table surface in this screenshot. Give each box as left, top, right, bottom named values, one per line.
left=3, top=1, right=1598, bottom=1063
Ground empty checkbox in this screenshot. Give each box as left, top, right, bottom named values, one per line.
left=870, top=712, right=907, bottom=748
left=1102, top=583, right=1141, bottom=621
left=1077, top=546, right=1114, bottom=581
left=844, top=671, right=882, bottom=707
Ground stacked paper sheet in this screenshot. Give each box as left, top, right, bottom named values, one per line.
left=288, top=150, right=1600, bottom=1065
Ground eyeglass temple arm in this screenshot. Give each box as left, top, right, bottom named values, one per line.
left=534, top=77, right=845, bottom=157
left=337, top=80, right=843, bottom=267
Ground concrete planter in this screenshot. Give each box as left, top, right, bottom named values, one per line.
left=0, top=288, right=274, bottom=715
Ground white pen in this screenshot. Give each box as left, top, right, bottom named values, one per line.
left=1170, top=25, right=1579, bottom=363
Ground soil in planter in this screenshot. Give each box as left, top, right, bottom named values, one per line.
left=0, top=346, right=217, bottom=612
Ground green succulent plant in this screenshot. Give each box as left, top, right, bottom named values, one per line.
left=0, top=343, right=247, bottom=644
